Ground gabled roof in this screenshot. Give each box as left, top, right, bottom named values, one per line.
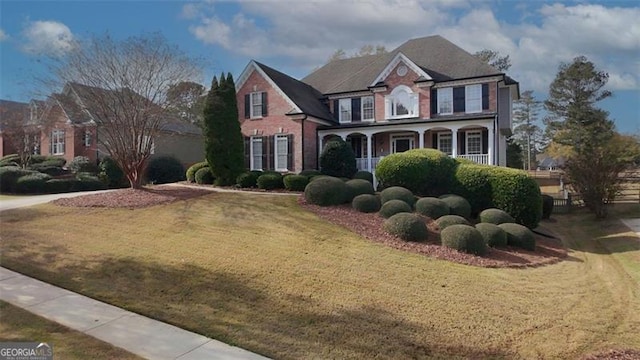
left=255, top=62, right=334, bottom=121
left=303, top=35, right=506, bottom=94
left=0, top=100, right=29, bottom=131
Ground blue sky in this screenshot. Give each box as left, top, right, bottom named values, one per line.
left=1, top=0, right=638, bottom=134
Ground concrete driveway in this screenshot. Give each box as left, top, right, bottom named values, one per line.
left=0, top=190, right=116, bottom=211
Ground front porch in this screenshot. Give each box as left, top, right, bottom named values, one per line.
left=319, top=119, right=498, bottom=174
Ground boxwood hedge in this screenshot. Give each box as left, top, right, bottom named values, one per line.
left=345, top=179, right=374, bottom=202
left=440, top=224, right=487, bottom=255
left=283, top=174, right=309, bottom=191
left=380, top=186, right=415, bottom=207
left=379, top=199, right=412, bottom=218
left=414, top=197, right=449, bottom=220
left=304, top=176, right=347, bottom=206
left=352, top=194, right=381, bottom=213
left=383, top=213, right=428, bottom=242
left=187, top=162, right=209, bottom=183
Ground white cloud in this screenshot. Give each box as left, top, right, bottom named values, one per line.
left=21, top=20, right=75, bottom=56
left=185, top=1, right=640, bottom=91
left=0, top=29, right=8, bottom=41
left=180, top=3, right=199, bottom=19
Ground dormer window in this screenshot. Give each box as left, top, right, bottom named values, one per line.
left=385, top=85, right=418, bottom=119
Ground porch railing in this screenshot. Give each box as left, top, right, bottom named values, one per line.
left=355, top=157, right=382, bottom=172
left=456, top=154, right=489, bottom=165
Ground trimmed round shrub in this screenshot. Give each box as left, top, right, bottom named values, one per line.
left=439, top=194, right=472, bottom=219
left=352, top=194, right=381, bottom=213
left=283, top=174, right=309, bottom=191
left=75, top=175, right=107, bottom=191
left=309, top=175, right=332, bottom=182
left=499, top=223, right=536, bottom=251
left=542, top=195, right=554, bottom=219
left=479, top=208, right=515, bottom=225
left=450, top=164, right=493, bottom=215
left=383, top=213, right=428, bottom=242
left=236, top=171, right=260, bottom=188
left=186, top=162, right=208, bottom=183
left=304, top=176, right=348, bottom=206
left=99, top=157, right=128, bottom=188
left=475, top=223, right=508, bottom=247
left=379, top=199, right=412, bottom=218
left=320, top=138, right=357, bottom=178
left=436, top=215, right=470, bottom=230
left=38, top=157, right=66, bottom=168
left=257, top=173, right=284, bottom=190
left=380, top=186, right=415, bottom=207
left=69, top=156, right=98, bottom=174
left=35, top=165, right=67, bottom=177
left=353, top=170, right=374, bottom=184
left=299, top=169, right=322, bottom=178
left=0, top=154, right=20, bottom=167
left=415, top=197, right=449, bottom=220
left=0, top=166, right=37, bottom=193
left=45, top=179, right=76, bottom=193
left=15, top=173, right=52, bottom=194
left=375, top=149, right=457, bottom=196
left=440, top=224, right=487, bottom=255
left=195, top=167, right=214, bottom=185
left=345, top=179, right=374, bottom=202
left=145, top=155, right=185, bottom=184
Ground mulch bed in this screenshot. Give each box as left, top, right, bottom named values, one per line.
left=580, top=349, right=640, bottom=360
left=52, top=186, right=213, bottom=209
left=299, top=197, right=568, bottom=269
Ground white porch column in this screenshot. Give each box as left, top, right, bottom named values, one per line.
left=366, top=133, right=373, bottom=172
left=318, top=135, right=323, bottom=160
left=488, top=122, right=495, bottom=165
left=418, top=129, right=425, bottom=149
left=451, top=128, right=458, bottom=158
left=339, top=134, right=347, bottom=140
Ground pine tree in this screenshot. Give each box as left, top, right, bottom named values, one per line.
left=203, top=73, right=244, bottom=186
left=512, top=90, right=544, bottom=170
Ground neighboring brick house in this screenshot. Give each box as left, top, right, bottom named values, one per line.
left=0, top=82, right=205, bottom=166
left=236, top=35, right=520, bottom=174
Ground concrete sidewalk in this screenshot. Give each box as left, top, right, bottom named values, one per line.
left=0, top=190, right=117, bottom=211
left=621, top=218, right=640, bottom=236
left=0, top=267, right=269, bottom=360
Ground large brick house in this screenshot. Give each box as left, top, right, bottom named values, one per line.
left=236, top=35, right=519, bottom=174
left=0, top=83, right=204, bottom=166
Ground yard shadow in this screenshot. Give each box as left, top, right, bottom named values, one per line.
left=1, top=252, right=513, bottom=359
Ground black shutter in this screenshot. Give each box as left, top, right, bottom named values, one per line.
left=458, top=132, right=466, bottom=155
left=287, top=134, right=294, bottom=171
left=267, top=135, right=275, bottom=171
left=351, top=98, right=361, bottom=122
left=482, top=129, right=489, bottom=154
left=430, top=89, right=437, bottom=115
left=453, top=87, right=465, bottom=113
left=261, top=136, right=268, bottom=170
left=432, top=133, right=438, bottom=149
left=482, top=84, right=489, bottom=110
left=333, top=99, right=339, bottom=121
left=244, top=137, right=250, bottom=169
left=261, top=92, right=268, bottom=117
left=244, top=94, right=250, bottom=119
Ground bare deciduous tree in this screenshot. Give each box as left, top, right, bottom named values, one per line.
left=45, top=33, right=201, bottom=188
left=0, top=101, right=47, bottom=167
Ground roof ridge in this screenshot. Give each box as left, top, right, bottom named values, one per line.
left=322, top=53, right=388, bottom=94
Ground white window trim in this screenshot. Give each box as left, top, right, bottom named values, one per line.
left=437, top=87, right=453, bottom=115
left=250, top=136, right=263, bottom=171
left=84, top=130, right=91, bottom=147
left=50, top=129, right=65, bottom=155
left=390, top=133, right=415, bottom=154
left=466, top=130, right=482, bottom=155
left=437, top=132, right=452, bottom=155
left=274, top=134, right=288, bottom=172
left=250, top=92, right=263, bottom=119
left=465, top=84, right=482, bottom=114
left=339, top=98, right=352, bottom=123
left=385, top=85, right=418, bottom=120
left=361, top=96, right=374, bottom=122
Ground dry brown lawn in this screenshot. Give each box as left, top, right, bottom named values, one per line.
left=0, top=192, right=638, bottom=359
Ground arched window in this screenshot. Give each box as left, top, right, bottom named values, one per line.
left=385, top=85, right=418, bottom=119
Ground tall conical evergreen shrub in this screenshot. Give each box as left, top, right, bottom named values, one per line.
left=203, top=73, right=245, bottom=186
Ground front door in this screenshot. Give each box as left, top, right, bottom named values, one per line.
left=392, top=136, right=414, bottom=153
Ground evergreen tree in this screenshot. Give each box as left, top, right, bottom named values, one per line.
left=544, top=56, right=635, bottom=218
left=203, top=73, right=244, bottom=186
left=506, top=137, right=524, bottom=170
left=473, top=49, right=511, bottom=72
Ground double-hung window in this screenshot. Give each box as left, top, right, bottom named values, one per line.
left=465, top=84, right=482, bottom=113
left=362, top=96, right=374, bottom=121
left=437, top=88, right=453, bottom=115
left=339, top=98, right=352, bottom=123
left=250, top=92, right=263, bottom=118
left=250, top=137, right=263, bottom=170
left=50, top=129, right=65, bottom=155
left=274, top=135, right=289, bottom=171
left=466, top=131, right=482, bottom=154
left=437, top=133, right=453, bottom=156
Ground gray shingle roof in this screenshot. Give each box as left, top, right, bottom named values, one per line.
left=255, top=62, right=334, bottom=121
left=303, top=35, right=504, bottom=94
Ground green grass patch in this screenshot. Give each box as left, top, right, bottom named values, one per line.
left=0, top=301, right=142, bottom=359
left=0, top=194, right=639, bottom=358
